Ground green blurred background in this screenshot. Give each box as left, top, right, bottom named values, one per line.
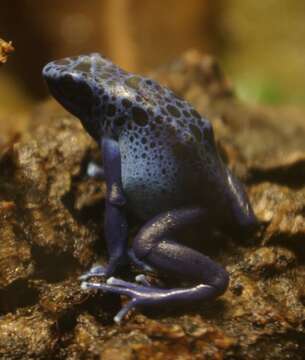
left=1, top=0, right=305, bottom=114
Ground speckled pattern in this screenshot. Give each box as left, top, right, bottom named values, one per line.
left=43, top=53, right=230, bottom=219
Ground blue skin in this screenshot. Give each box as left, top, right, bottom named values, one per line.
left=42, top=53, right=257, bottom=323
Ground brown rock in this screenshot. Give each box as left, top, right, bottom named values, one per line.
left=0, top=307, right=57, bottom=359
left=0, top=51, right=305, bottom=359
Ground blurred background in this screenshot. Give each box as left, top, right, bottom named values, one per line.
left=1, top=0, right=305, bottom=114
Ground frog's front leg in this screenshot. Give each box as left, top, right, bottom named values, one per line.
left=81, top=138, right=128, bottom=280
left=82, top=207, right=229, bottom=322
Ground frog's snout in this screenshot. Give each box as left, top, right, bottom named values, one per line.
left=42, top=62, right=54, bottom=83
left=42, top=62, right=50, bottom=77
left=42, top=61, right=60, bottom=82
left=42, top=62, right=65, bottom=89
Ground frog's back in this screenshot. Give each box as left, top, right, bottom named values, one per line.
left=115, top=89, right=227, bottom=219
left=86, top=61, right=229, bottom=219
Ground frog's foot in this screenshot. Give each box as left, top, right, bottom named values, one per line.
left=79, top=255, right=128, bottom=281
left=81, top=278, right=217, bottom=323
left=79, top=255, right=154, bottom=283
left=81, top=277, right=157, bottom=323
left=79, top=264, right=107, bottom=281
left=87, top=161, right=105, bottom=179
left=80, top=272, right=151, bottom=286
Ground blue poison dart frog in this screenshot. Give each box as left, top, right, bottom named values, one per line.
left=42, top=53, right=257, bottom=323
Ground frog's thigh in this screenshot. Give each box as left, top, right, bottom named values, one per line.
left=133, top=207, right=229, bottom=295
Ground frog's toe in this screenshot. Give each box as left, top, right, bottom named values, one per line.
left=86, top=161, right=105, bottom=179
left=106, top=276, right=143, bottom=288
left=135, top=274, right=151, bottom=286
left=79, top=265, right=107, bottom=281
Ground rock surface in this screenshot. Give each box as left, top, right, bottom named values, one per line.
left=0, top=50, right=305, bottom=359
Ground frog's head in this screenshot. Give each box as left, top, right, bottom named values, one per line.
left=42, top=53, right=104, bottom=141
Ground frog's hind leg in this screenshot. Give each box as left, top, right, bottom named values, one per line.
left=81, top=207, right=229, bottom=323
